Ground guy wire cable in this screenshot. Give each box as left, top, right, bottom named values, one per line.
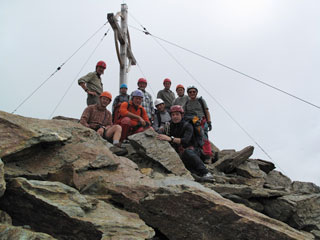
left=49, top=29, right=110, bottom=119
left=12, top=21, right=109, bottom=114
left=128, top=23, right=320, bottom=111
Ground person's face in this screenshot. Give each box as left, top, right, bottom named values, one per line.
left=96, top=66, right=105, bottom=75
left=100, top=96, right=111, bottom=107
left=120, top=87, right=127, bottom=94
left=187, top=89, right=198, bottom=100
left=156, top=103, right=165, bottom=112
left=132, top=96, right=142, bottom=106
left=138, top=82, right=147, bottom=90
left=176, top=87, right=185, bottom=97
left=164, top=82, right=171, bottom=90
left=171, top=112, right=182, bottom=123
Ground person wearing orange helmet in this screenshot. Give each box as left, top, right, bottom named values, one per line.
left=157, top=78, right=175, bottom=111
left=78, top=60, right=107, bottom=106
left=172, top=84, right=188, bottom=107
left=80, top=91, right=127, bottom=156
left=130, top=78, right=154, bottom=121
left=157, top=105, right=212, bottom=180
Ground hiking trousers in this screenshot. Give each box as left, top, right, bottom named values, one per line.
left=181, top=148, right=208, bottom=176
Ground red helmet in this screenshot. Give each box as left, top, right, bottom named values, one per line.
left=163, top=78, right=171, bottom=84
left=170, top=105, right=184, bottom=114
left=138, top=78, right=147, bottom=84
left=96, top=61, right=107, bottom=69
left=100, top=91, right=112, bottom=100
left=176, top=84, right=184, bottom=90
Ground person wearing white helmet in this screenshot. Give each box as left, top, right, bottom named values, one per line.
left=153, top=98, right=171, bottom=133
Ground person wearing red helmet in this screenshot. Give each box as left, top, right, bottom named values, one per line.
left=130, top=78, right=154, bottom=121
left=172, top=84, right=188, bottom=107
left=157, top=105, right=212, bottom=180
left=78, top=60, right=107, bottom=106
left=157, top=78, right=175, bottom=111
left=80, top=91, right=127, bottom=156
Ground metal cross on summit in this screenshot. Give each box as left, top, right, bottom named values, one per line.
left=108, top=4, right=137, bottom=88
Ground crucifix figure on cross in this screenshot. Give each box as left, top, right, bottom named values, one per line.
left=108, top=4, right=137, bottom=88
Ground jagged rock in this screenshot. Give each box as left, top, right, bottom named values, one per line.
left=0, top=224, right=57, bottom=240
left=128, top=129, right=193, bottom=179
left=218, top=149, right=236, bottom=159
left=249, top=158, right=275, bottom=174
left=101, top=176, right=313, bottom=240
left=0, top=177, right=154, bottom=240
left=52, top=115, right=79, bottom=123
left=0, top=210, right=12, bottom=225
left=263, top=194, right=320, bottom=233
left=291, top=181, right=320, bottom=194
left=0, top=159, right=5, bottom=197
left=264, top=170, right=292, bottom=190
left=236, top=160, right=267, bottom=178
left=205, top=183, right=253, bottom=199
left=212, top=146, right=254, bottom=173
left=0, top=111, right=72, bottom=159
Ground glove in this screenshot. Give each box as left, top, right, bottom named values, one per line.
left=207, top=121, right=212, bottom=131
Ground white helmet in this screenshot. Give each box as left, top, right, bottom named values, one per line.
left=154, top=98, right=164, bottom=106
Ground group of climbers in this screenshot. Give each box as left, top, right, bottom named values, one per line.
left=78, top=61, right=213, bottom=179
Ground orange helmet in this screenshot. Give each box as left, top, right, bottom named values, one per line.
left=100, top=91, right=112, bottom=100
left=176, top=84, right=184, bottom=90
left=163, top=78, right=171, bottom=84
left=96, top=61, right=107, bottom=69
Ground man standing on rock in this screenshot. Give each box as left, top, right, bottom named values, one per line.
left=78, top=61, right=106, bottom=106
left=131, top=78, right=154, bottom=122
left=184, top=86, right=213, bottom=162
left=119, top=90, right=151, bottom=141
left=157, top=78, right=175, bottom=111
left=172, top=84, right=188, bottom=107
left=157, top=105, right=212, bottom=180
left=80, top=91, right=127, bottom=156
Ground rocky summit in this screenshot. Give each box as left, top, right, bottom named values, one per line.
left=0, top=110, right=319, bottom=240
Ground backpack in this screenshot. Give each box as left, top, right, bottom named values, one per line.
left=182, top=115, right=204, bottom=148
left=184, top=97, right=207, bottom=121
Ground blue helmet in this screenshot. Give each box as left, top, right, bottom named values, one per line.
left=132, top=90, right=143, bottom=98
left=120, top=83, right=128, bottom=89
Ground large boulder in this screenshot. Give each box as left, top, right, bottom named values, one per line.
left=100, top=176, right=313, bottom=240
left=291, top=181, right=320, bottom=194
left=128, top=129, right=193, bottom=179
left=0, top=177, right=154, bottom=240
left=0, top=111, right=72, bottom=159
left=263, top=194, right=320, bottom=233
left=264, top=170, right=292, bottom=190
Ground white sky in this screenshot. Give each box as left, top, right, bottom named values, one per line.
left=1, top=0, right=319, bottom=186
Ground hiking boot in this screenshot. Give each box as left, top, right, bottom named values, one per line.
left=201, top=172, right=213, bottom=180
left=109, top=145, right=128, bottom=156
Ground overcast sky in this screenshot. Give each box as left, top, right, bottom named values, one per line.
left=1, top=0, right=319, bottom=186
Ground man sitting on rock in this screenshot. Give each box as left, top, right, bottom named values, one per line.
left=157, top=105, right=213, bottom=180
left=153, top=98, right=171, bottom=134
left=80, top=91, right=127, bottom=156
left=118, top=90, right=152, bottom=142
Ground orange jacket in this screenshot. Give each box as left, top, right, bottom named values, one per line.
left=119, top=101, right=150, bottom=126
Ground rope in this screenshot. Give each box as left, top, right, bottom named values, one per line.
left=129, top=24, right=320, bottom=111
left=11, top=21, right=109, bottom=114
left=48, top=29, right=110, bottom=119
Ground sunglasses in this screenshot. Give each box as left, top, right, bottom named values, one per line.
left=188, top=91, right=197, bottom=94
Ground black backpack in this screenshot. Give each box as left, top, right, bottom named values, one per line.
left=182, top=115, right=204, bottom=148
